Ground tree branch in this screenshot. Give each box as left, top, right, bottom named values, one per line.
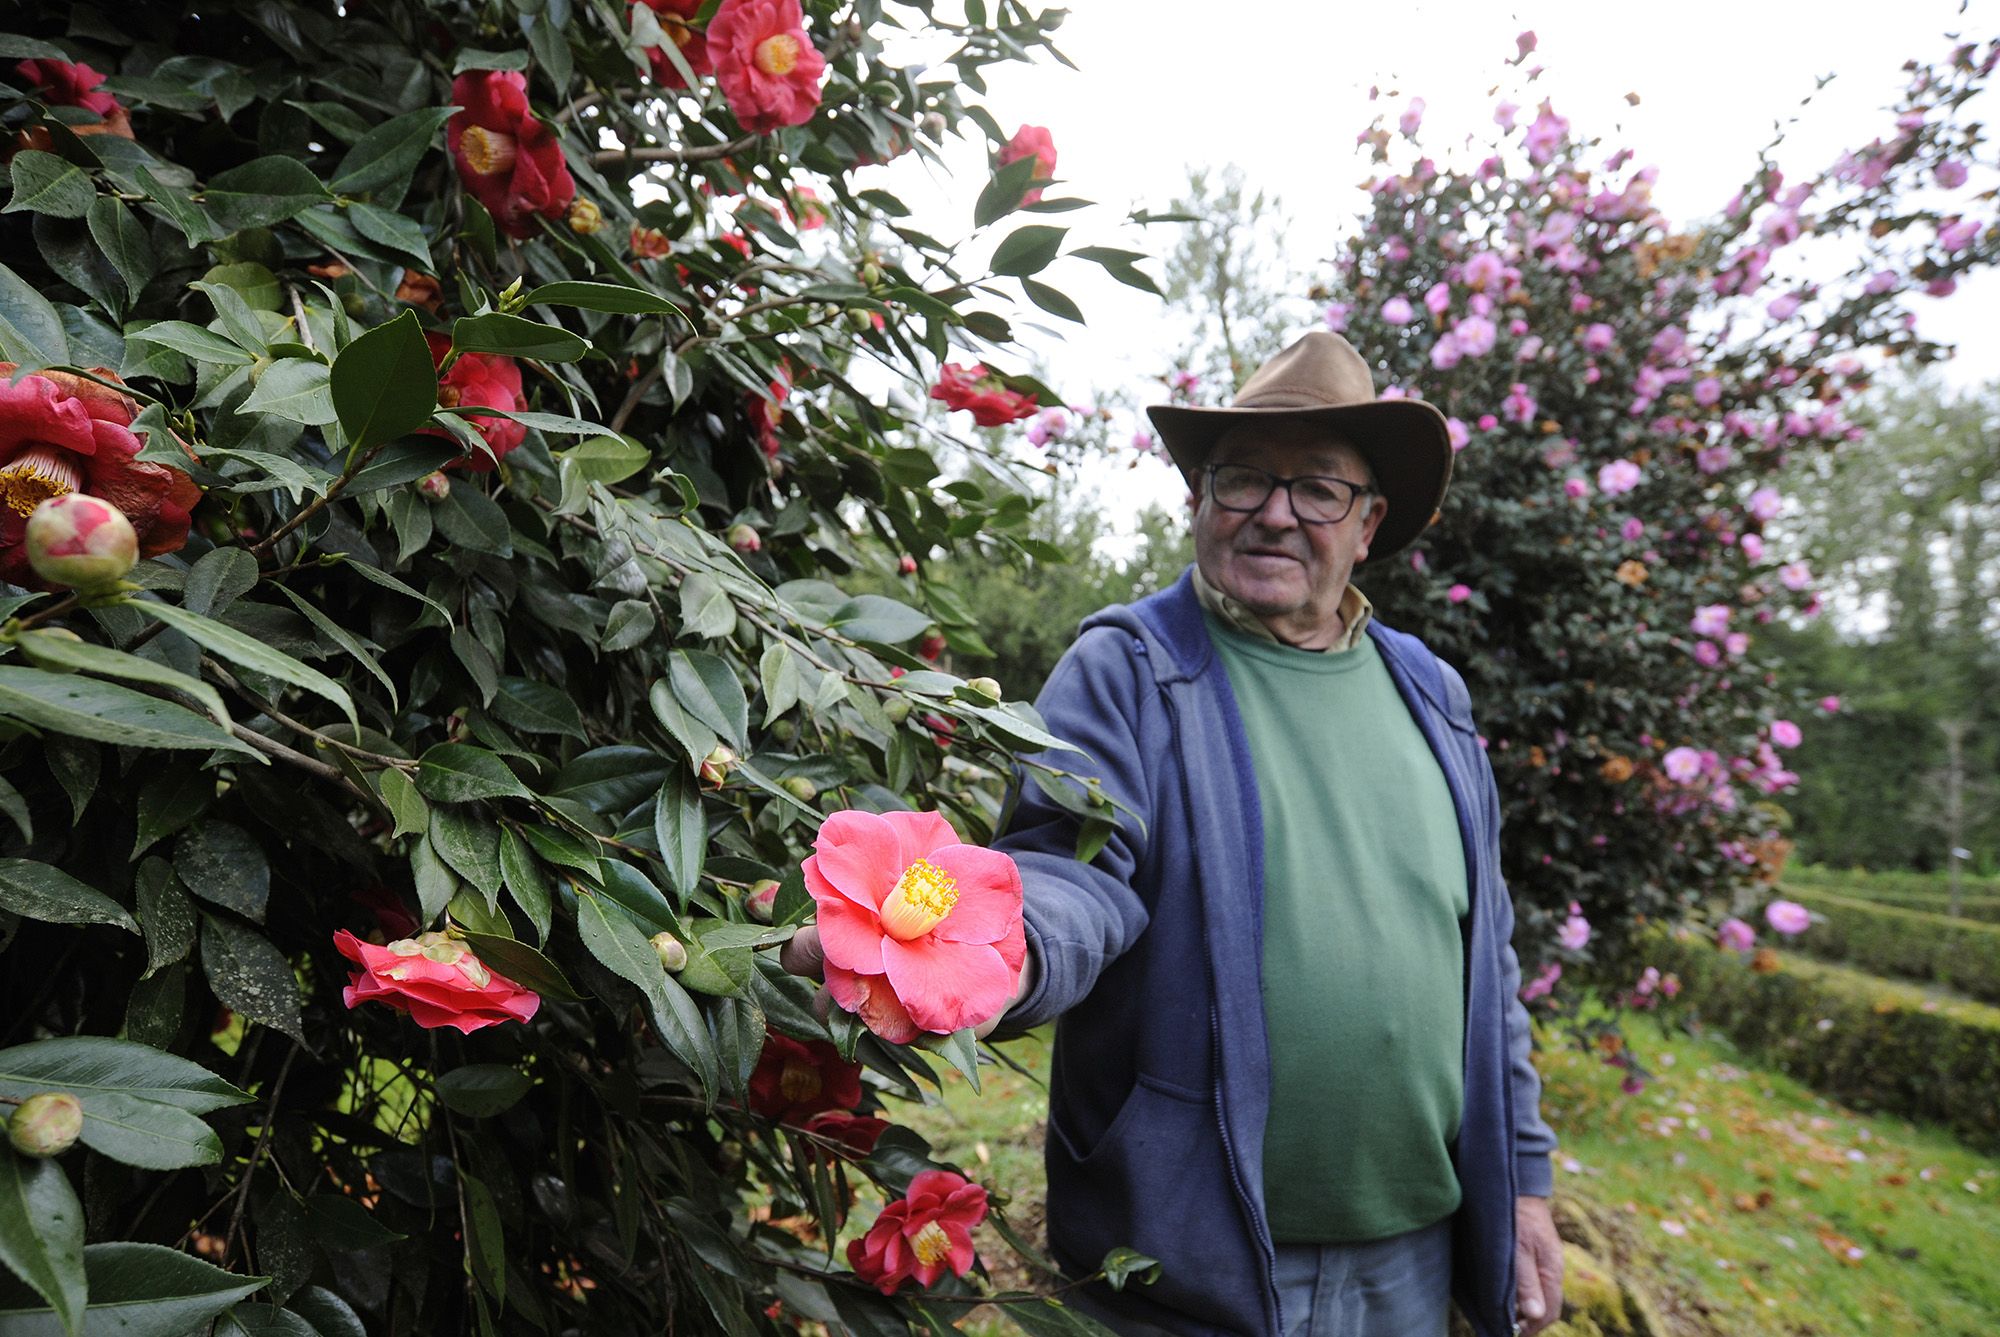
left=593, top=133, right=760, bottom=169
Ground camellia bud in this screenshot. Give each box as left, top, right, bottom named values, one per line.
left=567, top=198, right=605, bottom=235
left=780, top=776, right=818, bottom=802
left=699, top=744, right=738, bottom=787
left=726, top=523, right=761, bottom=553
left=882, top=697, right=912, bottom=724
left=847, top=308, right=877, bottom=333
left=965, top=676, right=1002, bottom=701
left=25, top=495, right=137, bottom=589
left=920, top=111, right=947, bottom=140
left=744, top=879, right=780, bottom=924
left=650, top=931, right=689, bottom=972
left=897, top=554, right=917, bottom=575
left=8, top=1091, right=83, bottom=1158
left=917, top=633, right=947, bottom=662
left=859, top=260, right=882, bottom=288
left=416, top=471, right=452, bottom=503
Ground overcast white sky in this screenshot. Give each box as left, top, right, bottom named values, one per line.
left=866, top=0, right=1998, bottom=525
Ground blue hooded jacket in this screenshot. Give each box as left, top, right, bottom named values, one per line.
left=994, top=569, right=1557, bottom=1337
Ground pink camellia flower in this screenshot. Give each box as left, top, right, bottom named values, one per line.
left=708, top=0, right=826, bottom=133
left=1464, top=252, right=1507, bottom=290
left=1026, top=408, right=1070, bottom=448
left=847, top=1169, right=989, bottom=1295
left=1935, top=159, right=1970, bottom=189
left=1581, top=322, right=1615, bottom=354
left=14, top=59, right=133, bottom=138
left=1516, top=30, right=1538, bottom=59
left=1717, top=917, right=1756, bottom=953
left=1597, top=459, right=1641, bottom=496
left=1819, top=695, right=1841, bottom=714
left=1494, top=101, right=1519, bottom=132
left=1662, top=746, right=1704, bottom=784
left=1778, top=561, right=1812, bottom=591
left=1724, top=631, right=1750, bottom=657
left=1693, top=640, right=1722, bottom=667
left=803, top=809, right=1025, bottom=1042
left=1447, top=583, right=1472, bottom=604
left=447, top=71, right=576, bottom=238
left=1937, top=216, right=1982, bottom=252
left=333, top=930, right=540, bottom=1033
left=1446, top=417, right=1471, bottom=451
left=1770, top=719, right=1802, bottom=748
left=1746, top=487, right=1783, bottom=522
left=1424, top=281, right=1451, bottom=316
left=1524, top=102, right=1569, bottom=164
left=1323, top=301, right=1351, bottom=332
left=1621, top=517, right=1645, bottom=543
left=1740, top=533, right=1765, bottom=562
left=1694, top=377, right=1723, bottom=407
left=1382, top=296, right=1415, bottom=326
left=1503, top=383, right=1538, bottom=425
left=1563, top=477, right=1589, bottom=499
left=1557, top=902, right=1591, bottom=952
left=997, top=124, right=1058, bottom=205
left=1764, top=900, right=1811, bottom=936
left=1429, top=336, right=1464, bottom=371
left=1400, top=98, right=1426, bottom=137
left=1691, top=605, right=1731, bottom=641
left=424, top=333, right=527, bottom=470
left=1520, top=961, right=1561, bottom=1003
left=24, top=494, right=137, bottom=589
left=632, top=0, right=711, bottom=88
left=1865, top=270, right=1898, bottom=295
left=1766, top=292, right=1803, bottom=321
left=1634, top=966, right=1662, bottom=997
left=929, top=364, right=1037, bottom=428
left=1454, top=315, right=1498, bottom=357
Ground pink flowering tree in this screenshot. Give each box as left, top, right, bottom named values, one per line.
left=1313, top=35, right=2000, bottom=965
left=0, top=0, right=1155, bottom=1331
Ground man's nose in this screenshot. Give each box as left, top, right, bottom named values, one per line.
left=1250, top=480, right=1301, bottom=529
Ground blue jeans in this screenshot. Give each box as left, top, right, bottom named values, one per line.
left=1067, top=1216, right=1454, bottom=1336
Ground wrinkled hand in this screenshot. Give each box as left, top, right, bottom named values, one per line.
left=777, top=924, right=1033, bottom=1039
left=1514, top=1195, right=1564, bottom=1335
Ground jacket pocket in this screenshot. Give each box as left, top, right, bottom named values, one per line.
left=1046, top=1077, right=1264, bottom=1331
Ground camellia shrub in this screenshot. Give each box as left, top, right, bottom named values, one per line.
left=0, top=2, right=1153, bottom=1333
left=1307, top=34, right=2000, bottom=970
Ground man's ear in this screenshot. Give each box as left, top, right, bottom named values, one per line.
left=1358, top=494, right=1390, bottom=548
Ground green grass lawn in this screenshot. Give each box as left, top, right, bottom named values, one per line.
left=886, top=1016, right=2000, bottom=1336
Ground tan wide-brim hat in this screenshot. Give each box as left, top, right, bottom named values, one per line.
left=1147, top=330, right=1453, bottom=562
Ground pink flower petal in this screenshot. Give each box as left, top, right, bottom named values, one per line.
left=825, top=963, right=921, bottom=1043
left=878, top=809, right=958, bottom=868
left=926, top=844, right=1023, bottom=945
left=815, top=894, right=888, bottom=975
left=880, top=935, right=1016, bottom=1034
left=810, top=809, right=905, bottom=910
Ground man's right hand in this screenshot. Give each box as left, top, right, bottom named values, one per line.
left=776, top=924, right=1034, bottom=1039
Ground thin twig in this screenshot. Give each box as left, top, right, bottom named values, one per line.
left=592, top=133, right=759, bottom=169
left=224, top=1040, right=301, bottom=1271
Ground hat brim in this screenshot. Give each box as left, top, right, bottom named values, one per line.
left=1145, top=400, right=1454, bottom=563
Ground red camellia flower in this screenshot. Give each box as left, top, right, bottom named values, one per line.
left=746, top=1034, right=863, bottom=1123
left=333, top=929, right=540, bottom=1034
left=446, top=70, right=576, bottom=238
left=847, top=1169, right=989, bottom=1295
left=15, top=59, right=133, bottom=138
left=746, top=368, right=789, bottom=458
left=929, top=364, right=1038, bottom=428
left=630, top=223, right=673, bottom=260
left=0, top=365, right=199, bottom=588
left=996, top=125, right=1057, bottom=205
left=803, top=1109, right=889, bottom=1161
left=803, top=810, right=1025, bottom=1044
left=708, top=0, right=826, bottom=133
left=424, top=332, right=527, bottom=471
left=632, top=0, right=712, bottom=88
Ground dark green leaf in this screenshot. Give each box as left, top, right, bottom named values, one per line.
left=457, top=930, right=584, bottom=1002
left=429, top=807, right=503, bottom=901
left=204, top=157, right=330, bottom=230
left=989, top=224, right=1067, bottom=277
left=434, top=1065, right=532, bottom=1118
left=330, top=106, right=455, bottom=195
left=0, top=1037, right=248, bottom=1115
left=416, top=743, right=530, bottom=803
left=668, top=650, right=748, bottom=752
left=0, top=666, right=253, bottom=755
left=0, top=1242, right=263, bottom=1337
left=0, top=1148, right=85, bottom=1337
left=347, top=202, right=434, bottom=271
left=129, top=602, right=358, bottom=730
left=677, top=574, right=737, bottom=639
left=134, top=859, right=195, bottom=978
left=238, top=359, right=338, bottom=427
left=450, top=313, right=589, bottom=363
left=199, top=915, right=304, bottom=1042
left=491, top=677, right=586, bottom=739
left=343, top=439, right=460, bottom=493
left=602, top=599, right=656, bottom=651
left=174, top=821, right=270, bottom=923
left=0, top=858, right=138, bottom=934
left=127, top=320, right=255, bottom=366
left=134, top=764, right=212, bottom=859
left=648, top=680, right=717, bottom=771
left=653, top=769, right=705, bottom=907
left=378, top=768, right=429, bottom=839
left=523, top=281, right=682, bottom=315
left=330, top=309, right=438, bottom=451
left=498, top=828, right=551, bottom=943
left=4, top=151, right=92, bottom=219
left=0, top=261, right=69, bottom=364
left=830, top=594, right=930, bottom=644
left=434, top=486, right=513, bottom=554
left=217, top=1303, right=319, bottom=1337
left=301, top=1196, right=405, bottom=1251
left=183, top=547, right=259, bottom=618
left=289, top=1286, right=367, bottom=1337
left=460, top=1171, right=505, bottom=1304
left=577, top=894, right=717, bottom=1098
left=558, top=434, right=652, bottom=486
left=1021, top=277, right=1085, bottom=323
left=86, top=197, right=155, bottom=304
left=974, top=153, right=1043, bottom=227
left=15, top=631, right=230, bottom=727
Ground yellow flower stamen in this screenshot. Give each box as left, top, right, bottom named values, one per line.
left=0, top=447, right=81, bottom=517
left=778, top=1058, right=822, bottom=1105
left=753, top=33, right=802, bottom=76
left=910, top=1219, right=952, bottom=1267
left=877, top=857, right=958, bottom=941
left=458, top=124, right=518, bottom=178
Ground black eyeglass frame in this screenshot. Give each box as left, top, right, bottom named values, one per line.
left=1202, top=462, right=1374, bottom=525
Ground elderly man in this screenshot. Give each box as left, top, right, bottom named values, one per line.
left=988, top=330, right=1561, bottom=1337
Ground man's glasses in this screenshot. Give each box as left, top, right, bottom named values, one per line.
left=1204, top=463, right=1371, bottom=525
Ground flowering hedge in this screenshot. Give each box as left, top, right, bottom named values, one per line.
left=1303, top=34, right=2000, bottom=969
left=0, top=2, right=1151, bottom=1332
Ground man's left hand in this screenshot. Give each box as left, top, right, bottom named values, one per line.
left=1513, top=1195, right=1564, bottom=1335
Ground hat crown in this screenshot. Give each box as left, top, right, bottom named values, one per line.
left=1232, top=331, right=1378, bottom=411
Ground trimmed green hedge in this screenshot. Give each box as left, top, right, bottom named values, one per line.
left=1783, top=887, right=2000, bottom=1003
left=1655, top=934, right=2000, bottom=1152
left=1787, top=865, right=2000, bottom=923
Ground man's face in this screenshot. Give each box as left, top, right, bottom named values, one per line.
left=1191, top=422, right=1388, bottom=641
